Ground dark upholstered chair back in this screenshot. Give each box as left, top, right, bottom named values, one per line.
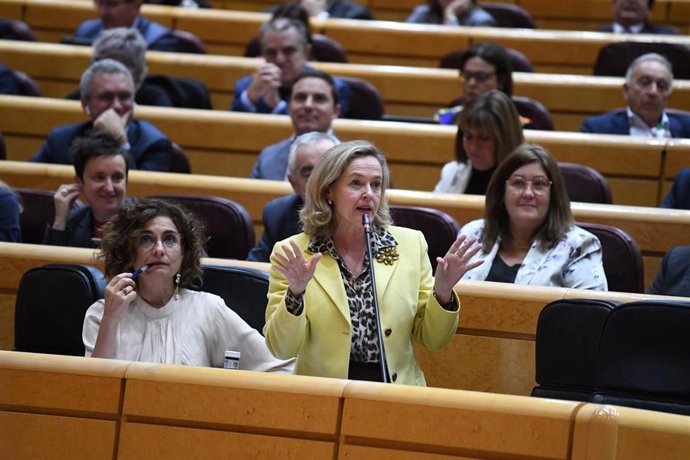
left=389, top=205, right=461, bottom=271
left=14, top=264, right=106, bottom=356
left=244, top=33, right=348, bottom=63
left=12, top=70, right=42, bottom=96
left=532, top=298, right=619, bottom=401
left=0, top=132, right=5, bottom=160
left=439, top=47, right=533, bottom=72
left=559, top=162, right=612, bottom=204
left=339, top=76, right=384, bottom=120
left=145, top=75, right=213, bottom=109
left=199, top=265, right=269, bottom=333
left=0, top=18, right=36, bottom=41
left=170, top=143, right=192, bottom=173
left=593, top=41, right=690, bottom=79
left=16, top=188, right=83, bottom=244
left=512, top=96, right=554, bottom=130
left=150, top=194, right=255, bottom=259
left=169, top=29, right=207, bottom=54
left=577, top=222, right=644, bottom=293
left=482, top=2, right=535, bottom=28
left=591, top=300, right=690, bottom=416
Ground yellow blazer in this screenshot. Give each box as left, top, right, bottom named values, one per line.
left=263, top=226, right=460, bottom=385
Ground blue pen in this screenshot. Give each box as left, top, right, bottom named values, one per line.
left=131, top=264, right=150, bottom=279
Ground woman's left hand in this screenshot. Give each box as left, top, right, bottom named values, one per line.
left=434, top=235, right=484, bottom=304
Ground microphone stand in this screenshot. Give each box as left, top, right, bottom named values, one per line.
left=362, top=214, right=390, bottom=383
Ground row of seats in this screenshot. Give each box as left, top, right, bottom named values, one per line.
left=533, top=297, right=690, bottom=416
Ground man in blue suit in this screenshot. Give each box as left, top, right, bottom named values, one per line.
left=251, top=69, right=341, bottom=180
left=31, top=59, right=175, bottom=172
left=73, top=0, right=180, bottom=51
left=247, top=131, right=339, bottom=262
left=596, top=0, right=678, bottom=34
left=581, top=53, right=690, bottom=139
left=230, top=17, right=349, bottom=116
left=648, top=246, right=690, bottom=296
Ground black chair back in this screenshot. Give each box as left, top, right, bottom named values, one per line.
left=0, top=18, right=36, bottom=41
left=0, top=132, right=5, bottom=160
left=168, top=29, right=207, bottom=54
left=559, top=162, right=612, bottom=204
left=170, top=143, right=192, bottom=173
left=532, top=298, right=620, bottom=401
left=14, top=264, right=106, bottom=356
left=339, top=76, right=384, bottom=120
left=145, top=75, right=213, bottom=110
left=591, top=299, right=690, bottom=416
left=389, top=205, right=461, bottom=271
left=12, top=70, right=42, bottom=96
left=150, top=194, right=255, bottom=259
left=482, top=2, right=535, bottom=28
left=593, top=41, right=690, bottom=79
left=200, top=265, right=269, bottom=333
left=512, top=96, right=554, bottom=130
left=577, top=222, right=644, bottom=293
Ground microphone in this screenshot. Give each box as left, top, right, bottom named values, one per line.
left=362, top=213, right=390, bottom=383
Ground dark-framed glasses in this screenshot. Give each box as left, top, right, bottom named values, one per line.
left=460, top=70, right=496, bottom=83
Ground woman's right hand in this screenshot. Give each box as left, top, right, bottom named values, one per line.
left=273, top=240, right=322, bottom=296
left=52, top=183, right=82, bottom=230
left=102, top=273, right=138, bottom=324
left=444, top=0, right=470, bottom=22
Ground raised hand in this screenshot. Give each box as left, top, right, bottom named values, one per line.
left=93, top=108, right=131, bottom=145
left=434, top=234, right=484, bottom=304
left=273, top=240, right=322, bottom=296
left=247, top=63, right=282, bottom=109
left=102, top=273, right=138, bottom=324
left=444, top=0, right=471, bottom=22
left=52, top=182, right=82, bottom=230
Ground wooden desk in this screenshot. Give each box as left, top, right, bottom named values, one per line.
left=3, top=94, right=686, bottom=207
left=5, top=0, right=690, bottom=74
left=4, top=40, right=690, bottom=132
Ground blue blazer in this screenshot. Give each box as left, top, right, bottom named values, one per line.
left=30, top=120, right=175, bottom=172
left=246, top=194, right=303, bottom=262
left=661, top=167, right=690, bottom=209
left=580, top=110, right=690, bottom=138
left=251, top=138, right=292, bottom=180
left=74, top=16, right=176, bottom=51
left=648, top=246, right=690, bottom=296
left=231, top=70, right=350, bottom=117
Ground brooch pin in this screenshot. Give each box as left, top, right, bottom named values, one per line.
left=375, top=246, right=399, bottom=266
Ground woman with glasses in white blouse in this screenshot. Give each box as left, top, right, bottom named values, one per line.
left=456, top=144, right=608, bottom=290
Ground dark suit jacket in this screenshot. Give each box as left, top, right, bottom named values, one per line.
left=42, top=197, right=136, bottom=248
left=231, top=68, right=350, bottom=116
left=74, top=16, right=178, bottom=51
left=251, top=138, right=292, bottom=180
left=596, top=23, right=680, bottom=35
left=0, top=187, right=21, bottom=242
left=661, top=167, right=690, bottom=209
left=30, top=120, right=174, bottom=172
left=580, top=110, right=690, bottom=138
left=648, top=246, right=690, bottom=296
left=246, top=194, right=303, bottom=262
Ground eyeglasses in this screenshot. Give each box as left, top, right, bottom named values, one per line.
left=137, top=232, right=182, bottom=250
left=461, top=70, right=496, bottom=83
left=506, top=176, right=552, bottom=195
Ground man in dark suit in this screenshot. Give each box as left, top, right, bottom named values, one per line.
left=230, top=17, right=349, bottom=116
left=73, top=0, right=181, bottom=51
left=251, top=69, right=341, bottom=180
left=31, top=59, right=175, bottom=171
left=581, top=53, right=690, bottom=139
left=247, top=131, right=339, bottom=262
left=596, top=0, right=678, bottom=35
left=660, top=168, right=690, bottom=209
left=648, top=246, right=690, bottom=296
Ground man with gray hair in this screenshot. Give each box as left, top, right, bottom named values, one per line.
left=68, top=27, right=173, bottom=107
left=247, top=131, right=339, bottom=262
left=32, top=59, right=176, bottom=171
left=230, top=17, right=349, bottom=115
left=581, top=53, right=690, bottom=138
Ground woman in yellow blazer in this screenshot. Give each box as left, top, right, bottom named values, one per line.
left=264, top=140, right=483, bottom=385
